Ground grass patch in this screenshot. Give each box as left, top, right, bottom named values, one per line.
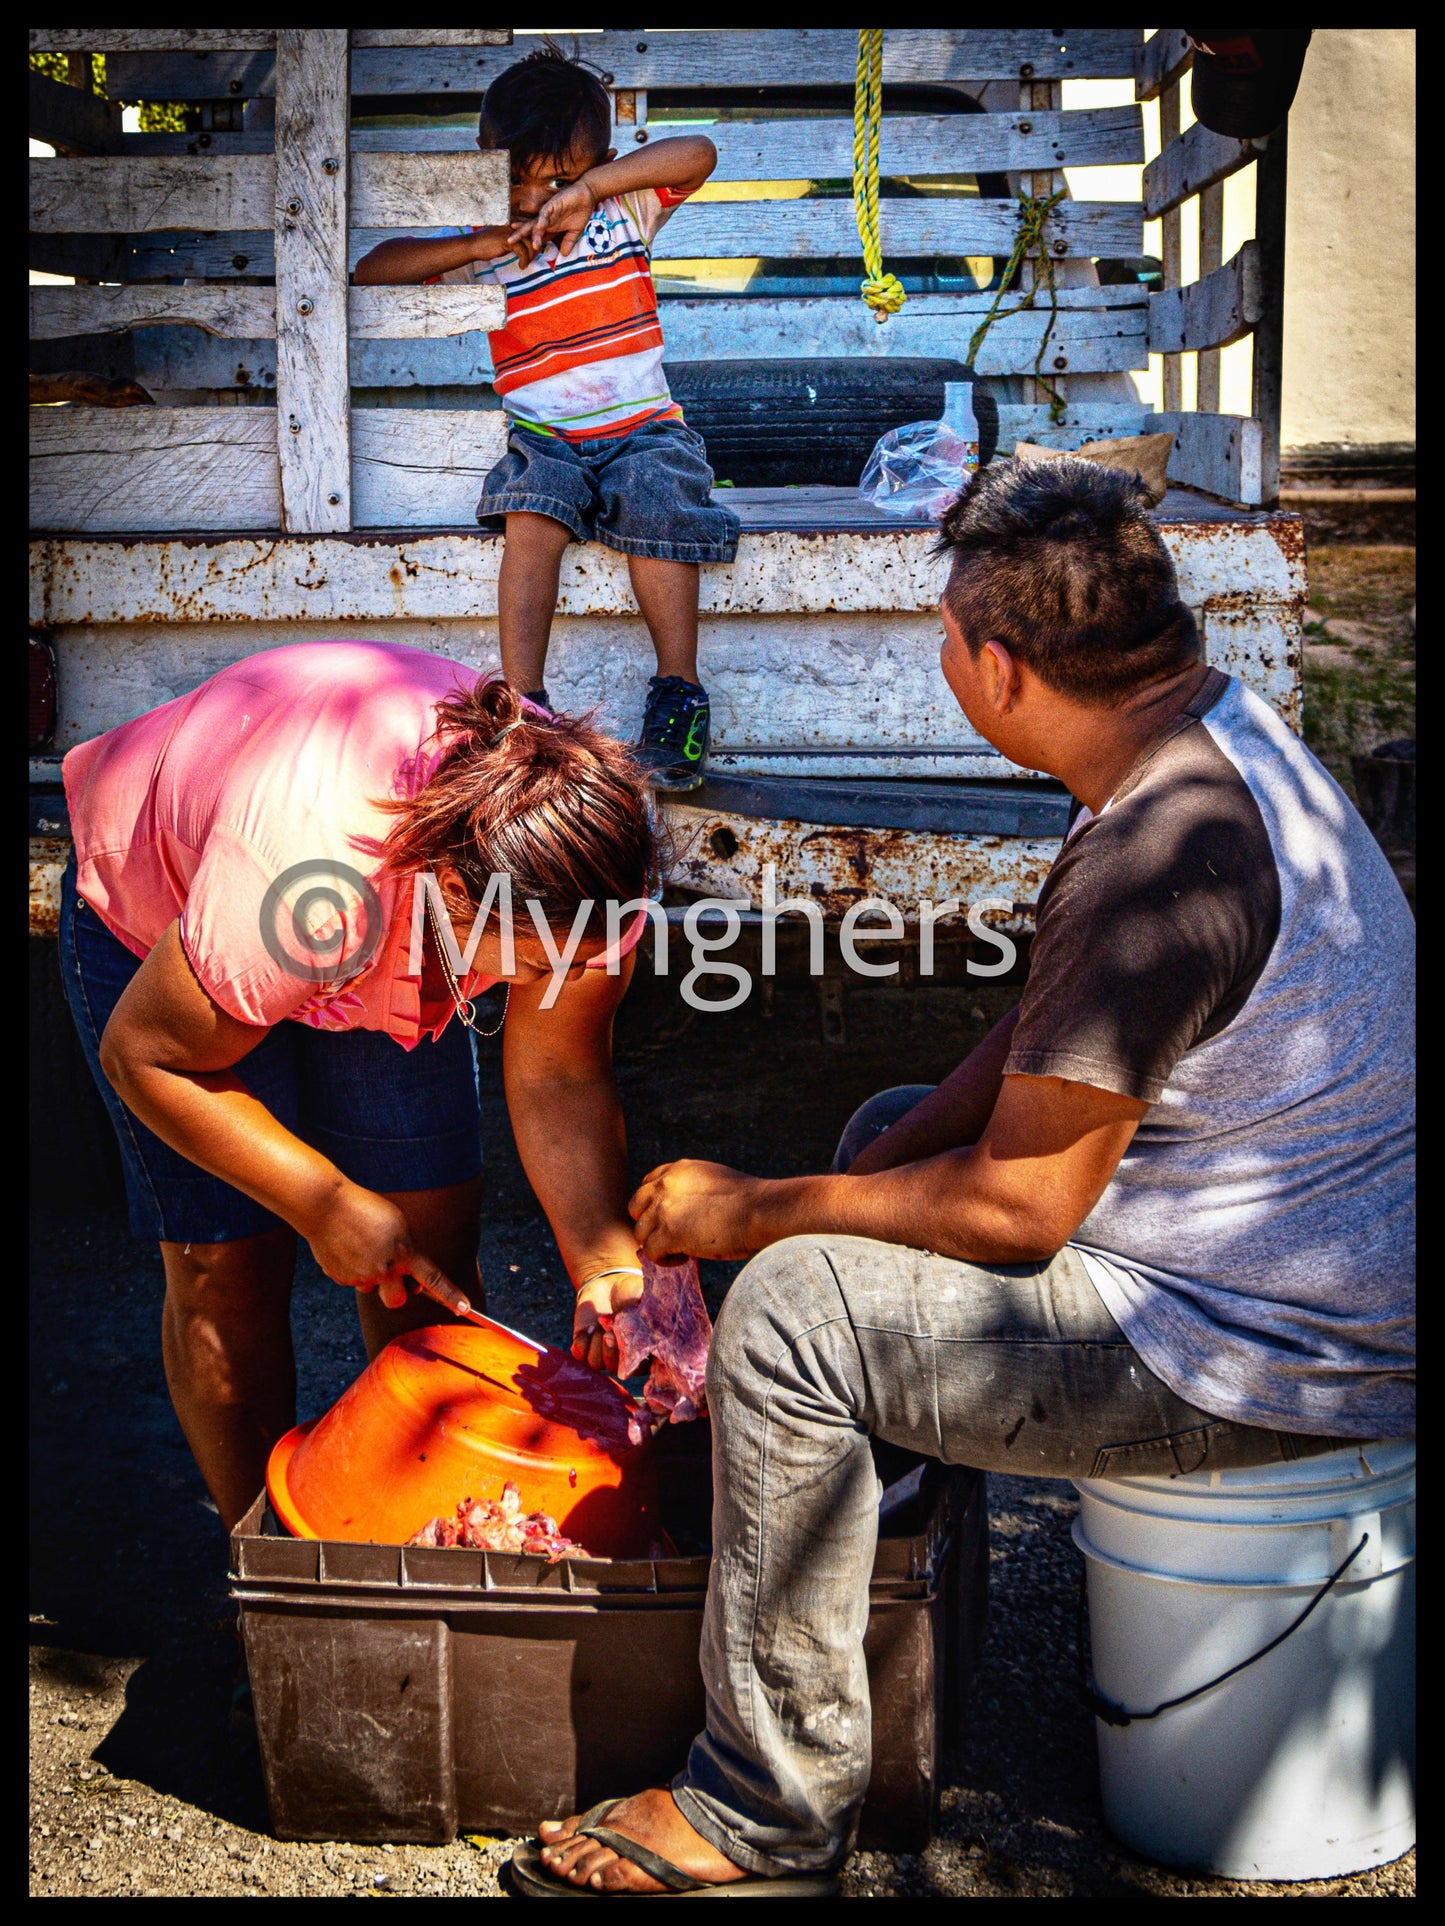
left=1301, top=545, right=1414, bottom=797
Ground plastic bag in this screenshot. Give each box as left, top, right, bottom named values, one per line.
left=858, top=381, right=981, bottom=522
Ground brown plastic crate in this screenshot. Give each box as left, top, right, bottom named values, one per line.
left=230, top=1448, right=988, bottom=1851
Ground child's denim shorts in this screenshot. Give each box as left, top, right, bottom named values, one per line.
left=477, top=415, right=740, bottom=564
left=59, top=858, right=483, bottom=1244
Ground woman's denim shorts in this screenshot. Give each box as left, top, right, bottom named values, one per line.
left=58, top=859, right=483, bottom=1244
left=477, top=416, right=740, bottom=564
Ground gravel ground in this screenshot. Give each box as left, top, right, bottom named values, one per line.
left=30, top=972, right=1414, bottom=1899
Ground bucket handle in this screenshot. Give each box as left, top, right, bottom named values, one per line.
left=1077, top=1531, right=1369, bottom=1728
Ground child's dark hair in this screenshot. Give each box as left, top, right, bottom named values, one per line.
left=934, top=456, right=1200, bottom=705
left=479, top=48, right=612, bottom=175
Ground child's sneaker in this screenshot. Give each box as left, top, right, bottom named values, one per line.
left=637, top=676, right=710, bottom=791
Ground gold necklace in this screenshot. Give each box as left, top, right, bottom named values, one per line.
left=426, top=892, right=509, bottom=1039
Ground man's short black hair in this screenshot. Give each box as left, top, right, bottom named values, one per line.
left=479, top=48, right=612, bottom=175
left=935, top=456, right=1200, bottom=705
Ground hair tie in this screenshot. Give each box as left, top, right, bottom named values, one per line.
left=491, top=718, right=525, bottom=745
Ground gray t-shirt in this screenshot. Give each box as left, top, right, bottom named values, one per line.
left=1006, top=669, right=1414, bottom=1437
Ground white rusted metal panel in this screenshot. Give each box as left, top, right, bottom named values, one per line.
left=29, top=503, right=1305, bottom=624
left=661, top=806, right=1059, bottom=929
left=29, top=838, right=67, bottom=939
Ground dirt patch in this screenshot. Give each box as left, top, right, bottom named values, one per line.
left=1302, top=544, right=1415, bottom=797
left=29, top=977, right=1413, bottom=1898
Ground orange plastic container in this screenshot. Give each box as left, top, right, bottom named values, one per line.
left=266, top=1319, right=659, bottom=1557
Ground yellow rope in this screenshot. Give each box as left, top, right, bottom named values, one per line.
left=853, top=30, right=905, bottom=324
left=966, top=188, right=1069, bottom=424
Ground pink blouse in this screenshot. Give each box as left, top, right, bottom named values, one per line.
left=63, top=641, right=641, bottom=1045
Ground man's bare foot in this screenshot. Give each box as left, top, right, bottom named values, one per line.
left=536, top=1787, right=746, bottom=1893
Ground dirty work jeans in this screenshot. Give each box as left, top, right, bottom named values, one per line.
left=671, top=1084, right=1351, bottom=1877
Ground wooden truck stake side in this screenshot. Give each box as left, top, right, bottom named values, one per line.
left=29, top=28, right=1303, bottom=1005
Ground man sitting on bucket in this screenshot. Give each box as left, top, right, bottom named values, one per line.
left=511, top=457, right=1416, bottom=1896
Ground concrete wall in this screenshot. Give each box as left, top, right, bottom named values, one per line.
left=1282, top=29, right=1415, bottom=458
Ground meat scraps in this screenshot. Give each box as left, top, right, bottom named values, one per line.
left=611, top=1254, right=713, bottom=1425
left=406, top=1480, right=584, bottom=1560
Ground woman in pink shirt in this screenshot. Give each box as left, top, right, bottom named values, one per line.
left=61, top=640, right=653, bottom=1530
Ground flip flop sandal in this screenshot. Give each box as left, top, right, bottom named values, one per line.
left=508, top=1801, right=840, bottom=1898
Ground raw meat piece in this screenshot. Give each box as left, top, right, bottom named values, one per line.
left=406, top=1480, right=586, bottom=1560
left=611, top=1255, right=713, bottom=1425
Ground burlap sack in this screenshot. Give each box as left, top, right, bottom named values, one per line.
left=1012, top=432, right=1173, bottom=506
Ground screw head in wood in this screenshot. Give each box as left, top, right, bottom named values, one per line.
left=1053, top=355, right=1068, bottom=370
left=322, top=157, right=340, bottom=174
left=1018, top=120, right=1032, bottom=134
left=1052, top=239, right=1068, bottom=255
left=636, top=40, right=647, bottom=51
left=286, top=196, right=303, bottom=216
left=297, top=298, right=314, bottom=315
left=328, top=493, right=341, bottom=506
left=231, top=254, right=249, bottom=271
left=601, top=70, right=615, bottom=84
left=289, top=418, right=301, bottom=434
left=635, top=128, right=648, bottom=142
left=229, top=78, right=243, bottom=92
left=1020, top=62, right=1034, bottom=78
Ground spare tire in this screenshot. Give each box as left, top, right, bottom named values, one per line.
left=665, top=358, right=999, bottom=488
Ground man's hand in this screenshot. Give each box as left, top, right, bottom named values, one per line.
left=301, top=1179, right=465, bottom=1313
left=571, top=1267, right=646, bottom=1374
left=629, top=1160, right=763, bottom=1262
left=512, top=179, right=598, bottom=261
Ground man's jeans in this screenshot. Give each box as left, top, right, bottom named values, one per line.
left=671, top=1085, right=1350, bottom=1876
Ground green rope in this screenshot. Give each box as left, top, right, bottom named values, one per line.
left=853, top=30, right=905, bottom=323
left=967, top=188, right=1069, bottom=424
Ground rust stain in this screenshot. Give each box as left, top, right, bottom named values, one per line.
left=29, top=837, right=68, bottom=939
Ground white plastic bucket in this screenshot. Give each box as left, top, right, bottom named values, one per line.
left=1073, top=1440, right=1415, bottom=1880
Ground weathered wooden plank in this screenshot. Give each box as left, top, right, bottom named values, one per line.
left=665, top=294, right=1146, bottom=374
left=1135, top=28, right=1193, bottom=102
left=105, top=31, right=1140, bottom=102
left=29, top=285, right=277, bottom=341
left=350, top=150, right=508, bottom=227
left=28, top=150, right=509, bottom=235
left=28, top=406, right=512, bottom=533
left=29, top=408, right=281, bottom=532
left=273, top=29, right=351, bottom=534
left=28, top=70, right=122, bottom=155
left=349, top=285, right=506, bottom=339
left=352, top=410, right=508, bottom=526
left=1159, top=81, right=1184, bottom=416
left=672, top=107, right=1142, bottom=180
left=996, top=404, right=1149, bottom=452
left=29, top=154, right=274, bottom=233
left=117, top=198, right=1144, bottom=281
left=1196, top=180, right=1225, bottom=413
left=35, top=29, right=509, bottom=52
left=120, top=109, right=1143, bottom=172
left=350, top=30, right=512, bottom=48
left=127, top=288, right=1146, bottom=389
left=1143, top=120, right=1257, bottom=221
left=31, top=28, right=278, bottom=52
left=1148, top=242, right=1262, bottom=356
left=1146, top=411, right=1265, bottom=506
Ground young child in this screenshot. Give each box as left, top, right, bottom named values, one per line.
left=355, top=49, right=739, bottom=790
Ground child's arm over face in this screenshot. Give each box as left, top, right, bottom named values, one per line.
left=516, top=135, right=718, bottom=260
left=352, top=227, right=516, bottom=286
